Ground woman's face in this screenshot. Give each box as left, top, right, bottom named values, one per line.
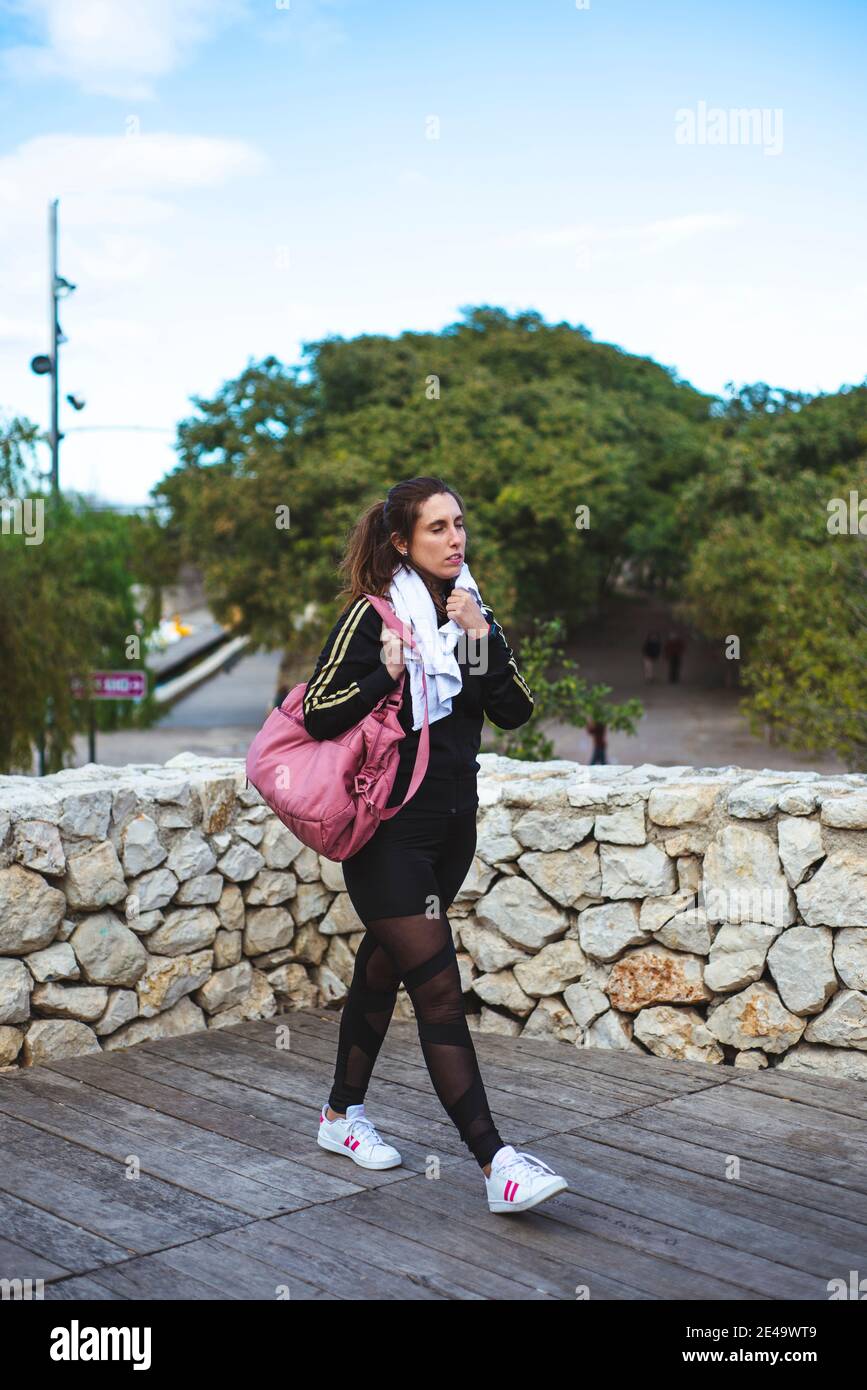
left=394, top=492, right=465, bottom=583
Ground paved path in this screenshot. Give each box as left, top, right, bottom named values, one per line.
left=2, top=1013, right=865, bottom=1300
left=542, top=595, right=848, bottom=773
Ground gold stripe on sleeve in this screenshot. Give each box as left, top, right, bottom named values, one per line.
left=310, top=682, right=362, bottom=709
left=508, top=658, right=534, bottom=701
left=304, top=599, right=369, bottom=710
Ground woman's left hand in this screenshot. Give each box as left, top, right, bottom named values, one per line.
left=446, top=587, right=490, bottom=638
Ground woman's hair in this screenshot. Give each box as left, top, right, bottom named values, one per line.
left=335, top=475, right=466, bottom=623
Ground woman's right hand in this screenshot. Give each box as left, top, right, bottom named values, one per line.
left=380, top=623, right=407, bottom=680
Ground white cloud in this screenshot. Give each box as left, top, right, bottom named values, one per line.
left=498, top=212, right=742, bottom=262
left=0, top=131, right=267, bottom=333
left=1, top=130, right=266, bottom=197
left=0, top=0, right=249, bottom=99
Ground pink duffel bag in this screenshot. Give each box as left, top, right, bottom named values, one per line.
left=245, top=594, right=430, bottom=861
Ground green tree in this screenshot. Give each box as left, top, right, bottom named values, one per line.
left=679, top=420, right=867, bottom=768
left=0, top=414, right=174, bottom=772
left=156, top=310, right=713, bottom=653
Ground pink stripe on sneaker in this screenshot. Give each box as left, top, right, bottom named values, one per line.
left=504, top=1180, right=513, bottom=1201
left=510, top=1182, right=519, bottom=1201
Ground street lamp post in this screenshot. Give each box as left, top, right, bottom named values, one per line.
left=29, top=199, right=77, bottom=773
left=49, top=197, right=59, bottom=498
left=34, top=198, right=77, bottom=499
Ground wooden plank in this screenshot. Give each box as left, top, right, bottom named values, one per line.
left=214, top=1023, right=559, bottom=1133
left=60, top=1038, right=460, bottom=1177
left=211, top=1220, right=454, bottom=1300
left=271, top=1184, right=652, bottom=1300
left=545, top=1121, right=867, bottom=1264
left=0, top=1113, right=241, bottom=1251
left=41, top=1050, right=374, bottom=1195
left=391, top=1155, right=798, bottom=1298
left=584, top=1110, right=867, bottom=1223
left=7, top=1063, right=345, bottom=1204
left=121, top=1036, right=554, bottom=1169
left=0, top=1072, right=314, bottom=1220
left=645, top=1089, right=867, bottom=1187
left=0, top=1141, right=192, bottom=1254
left=380, top=1160, right=758, bottom=1300
left=129, top=1231, right=343, bottom=1301
left=53, top=1257, right=229, bottom=1300
left=236, top=1203, right=541, bottom=1300
left=509, top=1034, right=740, bottom=1091
left=125, top=1031, right=475, bottom=1162
left=696, top=1083, right=867, bottom=1147
left=521, top=1131, right=845, bottom=1297
left=0, top=1235, right=70, bottom=1284
left=600, top=1100, right=867, bottom=1200
left=0, top=1190, right=129, bottom=1275
left=56, top=1255, right=244, bottom=1299
left=207, top=1025, right=614, bottom=1161
left=205, top=1023, right=558, bottom=1132
left=728, top=1064, right=867, bottom=1110
left=62, top=1247, right=330, bottom=1301
left=683, top=1075, right=867, bottom=1142
left=0, top=1010, right=860, bottom=1301
left=44, top=1275, right=126, bottom=1300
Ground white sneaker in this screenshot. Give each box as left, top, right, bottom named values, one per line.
left=485, top=1145, right=568, bottom=1213
left=316, top=1101, right=402, bottom=1170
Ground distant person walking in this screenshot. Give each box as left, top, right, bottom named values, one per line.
left=587, top=718, right=608, bottom=765
left=641, top=631, right=662, bottom=682
left=664, top=631, right=686, bottom=683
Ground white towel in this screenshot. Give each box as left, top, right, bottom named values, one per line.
left=387, top=559, right=486, bottom=731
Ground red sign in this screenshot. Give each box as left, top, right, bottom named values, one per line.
left=70, top=671, right=148, bottom=700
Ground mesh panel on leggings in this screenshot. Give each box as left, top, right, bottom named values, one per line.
left=346, top=910, right=504, bottom=1169
left=329, top=932, right=401, bottom=1111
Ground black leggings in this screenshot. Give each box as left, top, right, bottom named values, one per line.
left=328, top=804, right=506, bottom=1169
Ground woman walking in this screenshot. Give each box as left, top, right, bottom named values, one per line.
left=303, top=476, right=568, bottom=1214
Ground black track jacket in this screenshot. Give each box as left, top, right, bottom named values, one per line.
left=301, top=581, right=534, bottom=813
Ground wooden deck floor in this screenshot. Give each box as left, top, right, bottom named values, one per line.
left=1, top=1009, right=865, bottom=1300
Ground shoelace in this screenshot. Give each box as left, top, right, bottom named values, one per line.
left=348, top=1115, right=385, bottom=1148
left=495, top=1150, right=557, bottom=1183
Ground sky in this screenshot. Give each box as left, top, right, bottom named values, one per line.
left=1, top=0, right=865, bottom=506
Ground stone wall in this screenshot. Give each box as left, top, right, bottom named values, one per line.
left=1, top=756, right=866, bottom=1079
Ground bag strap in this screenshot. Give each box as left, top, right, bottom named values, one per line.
left=363, top=593, right=430, bottom=817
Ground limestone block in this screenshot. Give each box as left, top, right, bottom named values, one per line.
left=63, top=842, right=127, bottom=910
left=705, top=982, right=806, bottom=1053
left=70, top=913, right=149, bottom=987
left=578, top=901, right=647, bottom=962
left=703, top=825, right=795, bottom=927
left=766, top=925, right=837, bottom=1014
left=607, top=944, right=711, bottom=1012
left=795, top=849, right=867, bottom=927
left=633, top=1006, right=724, bottom=1063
